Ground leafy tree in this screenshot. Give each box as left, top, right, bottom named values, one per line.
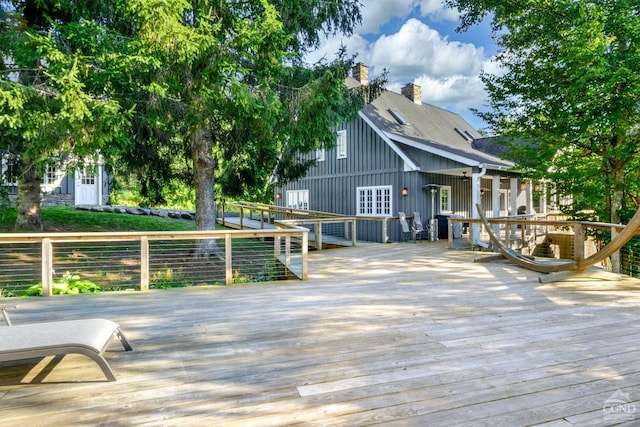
left=0, top=1, right=134, bottom=231
left=447, top=0, right=640, bottom=224
left=119, top=0, right=374, bottom=229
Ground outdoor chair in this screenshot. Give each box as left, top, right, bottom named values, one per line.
left=412, top=211, right=426, bottom=241
left=398, top=212, right=412, bottom=241
left=0, top=307, right=132, bottom=382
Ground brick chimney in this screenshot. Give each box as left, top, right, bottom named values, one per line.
left=401, top=83, right=422, bottom=104
left=352, top=62, right=369, bottom=85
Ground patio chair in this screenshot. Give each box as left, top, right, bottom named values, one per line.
left=0, top=312, right=132, bottom=382
left=412, top=211, right=426, bottom=241
left=398, top=212, right=412, bottom=241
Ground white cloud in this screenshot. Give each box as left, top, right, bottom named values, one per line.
left=370, top=19, right=485, bottom=80
left=358, top=0, right=416, bottom=34
left=418, top=0, right=460, bottom=21
left=358, top=0, right=459, bottom=34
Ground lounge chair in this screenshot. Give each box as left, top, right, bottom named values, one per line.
left=0, top=316, right=132, bottom=382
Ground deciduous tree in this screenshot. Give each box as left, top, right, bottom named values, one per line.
left=447, top=0, right=640, bottom=223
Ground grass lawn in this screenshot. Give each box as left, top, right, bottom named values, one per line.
left=0, top=207, right=197, bottom=232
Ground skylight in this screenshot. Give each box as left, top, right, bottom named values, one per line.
left=388, top=109, right=408, bottom=125
left=455, top=127, right=473, bottom=141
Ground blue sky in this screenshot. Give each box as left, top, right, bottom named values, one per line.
left=304, top=0, right=499, bottom=132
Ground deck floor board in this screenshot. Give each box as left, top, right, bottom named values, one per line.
left=1, top=241, right=639, bottom=426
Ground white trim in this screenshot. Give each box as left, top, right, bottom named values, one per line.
left=358, top=111, right=420, bottom=171
left=356, top=185, right=392, bottom=217
left=383, top=131, right=513, bottom=170
left=439, top=185, right=452, bottom=214
left=336, top=130, right=347, bottom=159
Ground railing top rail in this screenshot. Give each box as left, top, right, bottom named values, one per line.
left=282, top=217, right=356, bottom=225
left=0, top=227, right=308, bottom=244
left=222, top=202, right=344, bottom=219
left=448, top=216, right=629, bottom=232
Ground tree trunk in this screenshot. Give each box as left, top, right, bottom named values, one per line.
left=192, top=124, right=220, bottom=257
left=14, top=158, right=43, bottom=232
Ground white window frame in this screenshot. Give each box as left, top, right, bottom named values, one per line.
left=286, top=189, right=309, bottom=210
left=336, top=130, right=347, bottom=159
left=316, top=147, right=325, bottom=162
left=42, top=165, right=64, bottom=190
left=1, top=154, right=18, bottom=186
left=439, top=185, right=452, bottom=214
left=357, top=185, right=392, bottom=217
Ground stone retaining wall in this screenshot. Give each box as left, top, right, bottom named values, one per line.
left=76, top=205, right=196, bottom=221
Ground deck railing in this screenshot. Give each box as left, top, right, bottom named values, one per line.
left=0, top=227, right=308, bottom=297
left=447, top=215, right=640, bottom=276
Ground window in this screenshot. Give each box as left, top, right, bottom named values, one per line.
left=316, top=147, right=325, bottom=162
left=1, top=154, right=18, bottom=186
left=43, top=165, right=64, bottom=187
left=439, top=185, right=452, bottom=214
left=357, top=185, right=392, bottom=216
left=80, top=170, right=96, bottom=185
left=336, top=130, right=347, bottom=159
left=286, top=189, right=309, bottom=210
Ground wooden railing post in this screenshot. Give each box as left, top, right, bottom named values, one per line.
left=225, top=233, right=232, bottom=285
left=140, top=235, right=149, bottom=291
left=573, top=223, right=585, bottom=262
left=315, top=221, right=322, bottom=251
left=285, top=235, right=291, bottom=267
left=351, top=219, right=357, bottom=246
left=382, top=217, right=388, bottom=243
left=41, top=238, right=53, bottom=297
left=301, top=231, right=308, bottom=280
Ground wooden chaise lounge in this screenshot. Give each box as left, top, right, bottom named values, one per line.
left=0, top=317, right=132, bottom=382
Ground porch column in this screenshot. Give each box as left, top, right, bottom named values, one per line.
left=510, top=178, right=519, bottom=237
left=97, top=163, right=103, bottom=206
left=471, top=166, right=487, bottom=247
left=492, top=175, right=501, bottom=236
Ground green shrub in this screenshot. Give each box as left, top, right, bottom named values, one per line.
left=24, top=272, right=102, bottom=296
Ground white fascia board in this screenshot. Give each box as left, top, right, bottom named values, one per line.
left=385, top=131, right=478, bottom=166
left=358, top=111, right=420, bottom=171
left=385, top=131, right=513, bottom=171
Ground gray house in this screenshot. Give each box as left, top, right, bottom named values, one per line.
left=274, top=63, right=535, bottom=244
left=1, top=152, right=110, bottom=207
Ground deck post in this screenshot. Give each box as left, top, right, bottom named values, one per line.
left=140, top=235, right=149, bottom=291
left=301, top=231, right=308, bottom=280
left=573, top=223, right=584, bottom=262
left=382, top=217, right=388, bottom=243
left=285, top=235, right=291, bottom=267
left=351, top=219, right=357, bottom=246
left=315, top=221, right=322, bottom=251
left=41, top=238, right=53, bottom=297
left=225, top=234, right=232, bottom=285
left=448, top=219, right=453, bottom=248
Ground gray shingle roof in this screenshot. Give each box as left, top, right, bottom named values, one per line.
left=358, top=88, right=514, bottom=169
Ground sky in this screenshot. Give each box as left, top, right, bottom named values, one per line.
left=304, top=0, right=499, bottom=132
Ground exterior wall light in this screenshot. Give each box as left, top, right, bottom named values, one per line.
left=401, top=187, right=409, bottom=196
left=275, top=192, right=282, bottom=200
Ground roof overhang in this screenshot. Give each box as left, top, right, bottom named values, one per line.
left=384, top=131, right=514, bottom=172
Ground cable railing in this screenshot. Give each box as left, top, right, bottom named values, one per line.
left=0, top=227, right=308, bottom=297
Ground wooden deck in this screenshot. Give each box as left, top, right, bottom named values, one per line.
left=1, top=241, right=639, bottom=426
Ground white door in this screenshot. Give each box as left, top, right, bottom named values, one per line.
left=75, top=169, right=99, bottom=205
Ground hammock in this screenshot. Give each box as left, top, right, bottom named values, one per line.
left=475, top=204, right=640, bottom=274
